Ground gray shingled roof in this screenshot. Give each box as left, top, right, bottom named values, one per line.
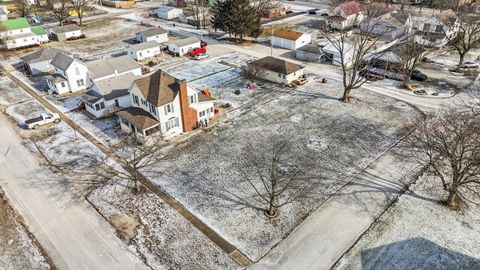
left=20, top=47, right=68, bottom=64
left=51, top=24, right=81, bottom=34
left=51, top=53, right=75, bottom=71
left=250, top=56, right=304, bottom=75
left=86, top=55, right=140, bottom=79
left=91, top=72, right=137, bottom=101
left=171, top=36, right=200, bottom=47
left=136, top=27, right=168, bottom=38
left=297, top=44, right=322, bottom=55
left=128, top=40, right=160, bottom=51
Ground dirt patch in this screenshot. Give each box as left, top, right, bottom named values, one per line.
left=0, top=188, right=51, bottom=269
left=110, top=212, right=140, bottom=243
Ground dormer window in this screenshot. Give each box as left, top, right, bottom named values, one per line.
left=164, top=103, right=174, bottom=114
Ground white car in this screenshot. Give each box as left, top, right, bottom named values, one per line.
left=194, top=53, right=209, bottom=60
left=461, top=61, right=479, bottom=69
left=25, top=113, right=60, bottom=129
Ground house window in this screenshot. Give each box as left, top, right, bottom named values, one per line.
left=115, top=99, right=119, bottom=107
left=132, top=94, right=139, bottom=105
left=76, top=79, right=84, bottom=87
left=189, top=94, right=197, bottom=104
left=164, top=103, right=173, bottom=114
left=95, top=103, right=100, bottom=110
left=100, top=102, right=105, bottom=109
left=141, top=99, right=147, bottom=105
left=166, top=117, right=179, bottom=131
left=278, top=73, right=281, bottom=78
left=423, top=23, right=431, bottom=32
left=139, top=52, right=143, bottom=57
left=60, top=82, right=66, bottom=88
left=75, top=67, right=80, bottom=75
left=149, top=104, right=157, bottom=115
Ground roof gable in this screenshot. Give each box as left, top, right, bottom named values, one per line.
left=51, top=53, right=76, bottom=71
left=136, top=27, right=168, bottom=37
left=133, top=70, right=179, bottom=107
left=21, top=47, right=68, bottom=64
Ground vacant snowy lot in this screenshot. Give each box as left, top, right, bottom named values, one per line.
left=334, top=174, right=480, bottom=270
left=5, top=99, right=50, bottom=124
left=146, top=83, right=422, bottom=260
left=89, top=183, right=240, bottom=270
left=0, top=189, right=51, bottom=270
left=0, top=77, right=31, bottom=106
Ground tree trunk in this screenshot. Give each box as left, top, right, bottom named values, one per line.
left=267, top=203, right=276, bottom=216
left=447, top=189, right=460, bottom=209
left=339, top=86, right=352, bottom=102
left=455, top=53, right=465, bottom=72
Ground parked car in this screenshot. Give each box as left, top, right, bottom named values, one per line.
left=188, top=47, right=207, bottom=57
left=414, top=90, right=427, bottom=96
left=200, top=40, right=208, bottom=48
left=193, top=53, right=209, bottom=60
left=308, top=10, right=317, bottom=15
left=461, top=61, right=479, bottom=69
left=25, top=113, right=60, bottom=129
left=411, top=69, right=428, bottom=81
left=62, top=20, right=77, bottom=25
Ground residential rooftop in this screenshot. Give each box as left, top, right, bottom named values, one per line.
left=250, top=56, right=304, bottom=75
left=20, top=47, right=68, bottom=64
left=86, top=55, right=140, bottom=79
left=128, top=40, right=160, bottom=51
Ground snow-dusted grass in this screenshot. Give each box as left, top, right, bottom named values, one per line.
left=88, top=182, right=240, bottom=270
left=66, top=111, right=123, bottom=146
left=145, top=83, right=421, bottom=260
left=5, top=99, right=50, bottom=124
left=334, top=174, right=480, bottom=270
left=45, top=94, right=82, bottom=113
left=0, top=189, right=51, bottom=270
left=0, top=77, right=31, bottom=105
left=10, top=71, right=49, bottom=96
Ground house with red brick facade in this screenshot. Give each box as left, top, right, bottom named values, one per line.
left=115, top=70, right=215, bottom=142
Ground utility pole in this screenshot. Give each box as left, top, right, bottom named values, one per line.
left=270, top=24, right=274, bottom=56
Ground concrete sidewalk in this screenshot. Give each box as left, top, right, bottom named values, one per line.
left=250, top=148, right=418, bottom=270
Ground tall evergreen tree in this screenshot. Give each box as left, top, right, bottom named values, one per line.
left=211, top=0, right=261, bottom=40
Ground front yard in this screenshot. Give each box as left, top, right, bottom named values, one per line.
left=144, top=83, right=422, bottom=261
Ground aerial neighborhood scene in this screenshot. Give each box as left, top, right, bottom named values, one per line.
left=1, top=0, right=480, bottom=269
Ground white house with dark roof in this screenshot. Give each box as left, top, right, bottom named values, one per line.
left=85, top=55, right=141, bottom=86
left=20, top=47, right=68, bottom=75
left=271, top=28, right=311, bottom=50
left=360, top=13, right=412, bottom=40
left=127, top=40, right=161, bottom=61
left=47, top=53, right=88, bottom=95
left=295, top=44, right=323, bottom=62
left=135, top=27, right=168, bottom=43
left=49, top=24, right=83, bottom=41
left=248, top=56, right=305, bottom=84
left=156, top=6, right=183, bottom=20
left=167, top=36, right=200, bottom=56
left=116, top=70, right=214, bottom=142
left=83, top=72, right=138, bottom=118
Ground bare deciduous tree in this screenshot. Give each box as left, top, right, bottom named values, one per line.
left=96, top=134, right=169, bottom=194
left=236, top=138, right=317, bottom=218
left=50, top=0, right=70, bottom=26
left=408, top=109, right=480, bottom=210
left=395, top=40, right=427, bottom=88
left=71, top=0, right=90, bottom=26
left=446, top=14, right=480, bottom=71
left=15, top=0, right=30, bottom=17
left=322, top=6, right=386, bottom=102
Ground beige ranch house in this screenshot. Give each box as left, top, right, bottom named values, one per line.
left=248, top=56, right=305, bottom=85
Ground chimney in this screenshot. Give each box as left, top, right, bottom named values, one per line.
left=178, top=80, right=198, bottom=132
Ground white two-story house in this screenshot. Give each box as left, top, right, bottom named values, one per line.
left=412, top=10, right=460, bottom=47
left=47, top=53, right=88, bottom=95
left=116, top=70, right=214, bottom=142
left=326, top=0, right=364, bottom=30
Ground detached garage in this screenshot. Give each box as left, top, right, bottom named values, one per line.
left=270, top=28, right=311, bottom=50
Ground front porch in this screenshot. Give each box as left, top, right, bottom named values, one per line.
left=116, top=107, right=162, bottom=143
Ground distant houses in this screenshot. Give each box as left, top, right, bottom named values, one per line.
left=20, top=47, right=69, bottom=75
left=326, top=0, right=364, bottom=30
left=156, top=6, right=183, bottom=20
left=270, top=28, right=311, bottom=50
left=411, top=10, right=460, bottom=47
left=127, top=40, right=161, bottom=61
left=360, top=13, right=412, bottom=40
left=0, top=17, right=49, bottom=50
left=135, top=27, right=169, bottom=43
left=49, top=24, right=83, bottom=41
left=248, top=56, right=305, bottom=85
left=167, top=36, right=201, bottom=56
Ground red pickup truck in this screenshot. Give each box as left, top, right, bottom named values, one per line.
left=188, top=47, right=207, bottom=57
